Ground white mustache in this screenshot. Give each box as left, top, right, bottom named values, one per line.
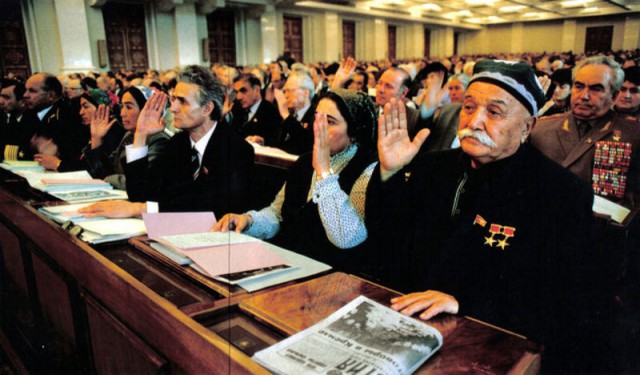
left=458, top=129, right=497, bottom=148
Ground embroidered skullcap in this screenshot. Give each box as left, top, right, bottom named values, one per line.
left=623, top=66, right=640, bottom=86
left=550, top=68, right=573, bottom=87
left=82, top=89, right=111, bottom=108
left=123, top=86, right=154, bottom=109
left=470, top=60, right=546, bottom=116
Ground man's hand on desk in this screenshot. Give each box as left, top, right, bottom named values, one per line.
left=246, top=135, right=265, bottom=146
left=78, top=200, right=147, bottom=218
left=212, top=213, right=252, bottom=233
left=34, top=153, right=61, bottom=171
left=390, top=290, right=459, bottom=320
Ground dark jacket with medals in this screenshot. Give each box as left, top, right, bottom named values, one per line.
left=366, top=145, right=605, bottom=371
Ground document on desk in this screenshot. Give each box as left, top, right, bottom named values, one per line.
left=39, top=202, right=103, bottom=222
left=253, top=295, right=442, bottom=375
left=593, top=195, right=631, bottom=223
left=251, top=143, right=299, bottom=162
left=77, top=219, right=146, bottom=244
left=144, top=212, right=216, bottom=238
left=0, top=160, right=44, bottom=172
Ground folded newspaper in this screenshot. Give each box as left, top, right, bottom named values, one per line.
left=253, top=295, right=442, bottom=375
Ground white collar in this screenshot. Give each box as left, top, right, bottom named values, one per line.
left=296, top=104, right=311, bottom=120
left=37, top=105, right=54, bottom=121
left=190, top=122, right=217, bottom=164
left=248, top=99, right=261, bottom=118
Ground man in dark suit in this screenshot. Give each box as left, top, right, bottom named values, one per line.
left=375, top=68, right=421, bottom=139
left=23, top=73, right=88, bottom=171
left=530, top=56, right=640, bottom=208
left=367, top=60, right=606, bottom=372
left=230, top=73, right=281, bottom=146
left=79, top=65, right=254, bottom=219
left=0, top=79, right=36, bottom=160
left=272, top=72, right=316, bottom=155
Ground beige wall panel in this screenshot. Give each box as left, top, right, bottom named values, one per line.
left=27, top=0, right=62, bottom=74
left=520, top=21, right=564, bottom=53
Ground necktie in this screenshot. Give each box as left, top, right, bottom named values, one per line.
left=577, top=121, right=592, bottom=139
left=190, top=147, right=200, bottom=180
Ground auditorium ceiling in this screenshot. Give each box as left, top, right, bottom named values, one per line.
left=286, top=0, right=640, bottom=26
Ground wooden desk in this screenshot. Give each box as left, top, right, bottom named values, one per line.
left=0, top=170, right=542, bottom=374
left=238, top=273, right=542, bottom=374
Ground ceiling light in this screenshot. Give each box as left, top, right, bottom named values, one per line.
left=523, top=12, right=540, bottom=17
left=422, top=3, right=441, bottom=11
left=499, top=5, right=526, bottom=13
left=458, top=10, right=473, bottom=17
left=581, top=6, right=599, bottom=12
left=561, top=0, right=594, bottom=8
left=465, top=0, right=497, bottom=6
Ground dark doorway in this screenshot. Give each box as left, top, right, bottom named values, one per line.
left=0, top=0, right=31, bottom=79
left=388, top=25, right=396, bottom=61
left=102, top=2, right=149, bottom=71
left=424, top=28, right=431, bottom=58
left=342, top=21, right=355, bottom=60
left=283, top=16, right=303, bottom=63
left=207, top=10, right=236, bottom=65
left=585, top=26, right=613, bottom=54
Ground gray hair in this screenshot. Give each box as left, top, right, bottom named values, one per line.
left=288, top=72, right=316, bottom=100
left=573, top=56, right=624, bottom=93
left=448, top=73, right=470, bottom=89
left=178, top=65, right=226, bottom=121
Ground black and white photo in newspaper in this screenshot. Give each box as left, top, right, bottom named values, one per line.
left=253, top=295, right=443, bottom=375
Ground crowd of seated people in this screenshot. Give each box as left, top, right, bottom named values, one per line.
left=2, top=48, right=640, bottom=372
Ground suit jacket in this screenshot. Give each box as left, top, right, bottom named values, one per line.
left=27, top=99, right=89, bottom=171
left=0, top=112, right=37, bottom=160
left=273, top=104, right=315, bottom=155
left=530, top=110, right=640, bottom=207
left=366, top=145, right=604, bottom=371
left=84, top=129, right=169, bottom=190
left=231, top=100, right=282, bottom=145
left=420, top=103, right=461, bottom=153
left=125, top=122, right=254, bottom=217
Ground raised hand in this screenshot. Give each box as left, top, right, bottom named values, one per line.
left=223, top=93, right=234, bottom=116
left=331, top=56, right=357, bottom=90
left=417, top=71, right=449, bottom=118
left=90, top=104, right=116, bottom=149
left=312, top=111, right=331, bottom=177
left=537, top=74, right=551, bottom=96
left=133, top=91, right=168, bottom=147
left=378, top=98, right=430, bottom=181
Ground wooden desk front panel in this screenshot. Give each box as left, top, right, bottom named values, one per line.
left=85, top=295, right=169, bottom=375
left=0, top=188, right=266, bottom=374
left=0, top=222, right=28, bottom=296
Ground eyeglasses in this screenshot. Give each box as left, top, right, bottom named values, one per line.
left=619, top=86, right=639, bottom=94
left=67, top=87, right=82, bottom=91
left=283, top=87, right=301, bottom=94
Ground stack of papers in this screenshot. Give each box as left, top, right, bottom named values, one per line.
left=15, top=170, right=127, bottom=203
left=0, top=160, right=44, bottom=172
left=143, top=213, right=330, bottom=291
left=40, top=178, right=112, bottom=192
left=251, top=143, right=299, bottom=162
left=593, top=195, right=631, bottom=224
left=39, top=202, right=146, bottom=244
